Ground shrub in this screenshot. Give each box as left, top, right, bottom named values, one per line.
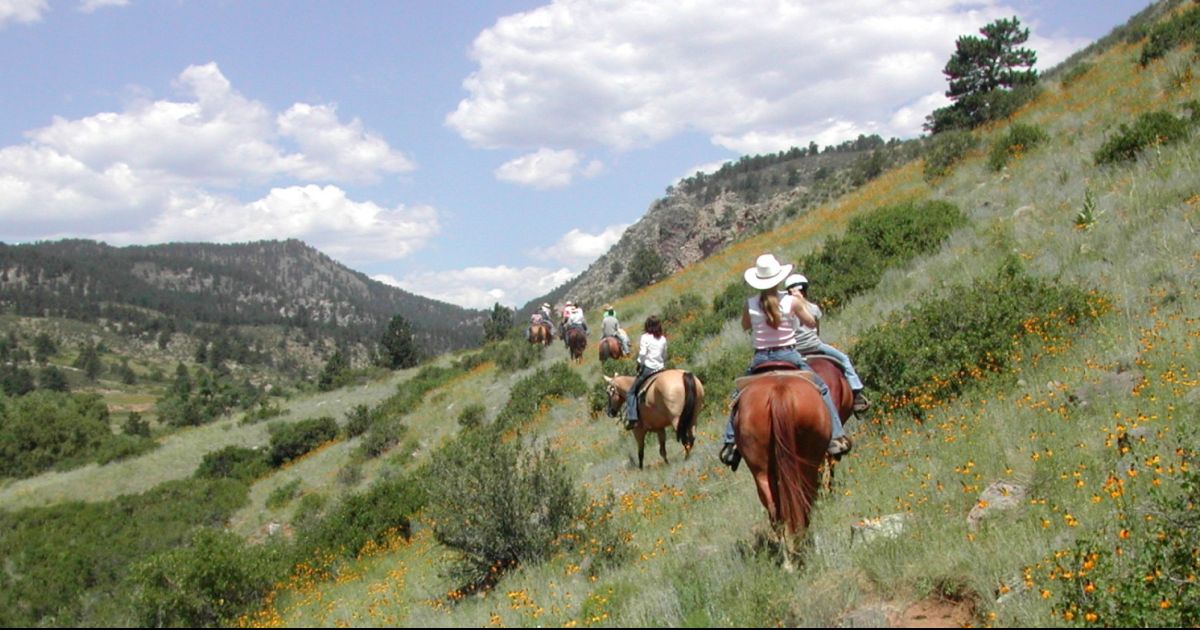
left=1138, top=3, right=1200, bottom=66
left=266, top=416, right=338, bottom=467
left=492, top=337, right=544, bottom=371
left=344, top=403, right=371, bottom=438
left=923, top=130, right=978, bottom=181
left=195, top=446, right=270, bottom=482
left=1059, top=61, right=1094, bottom=87
left=425, top=428, right=586, bottom=590
left=493, top=362, right=588, bottom=432
left=1095, top=110, right=1193, bottom=165
left=0, top=390, right=113, bottom=478
left=131, top=528, right=282, bottom=628
left=293, top=472, right=426, bottom=560
left=853, top=258, right=1108, bottom=420
left=265, top=478, right=302, bottom=510
left=357, top=416, right=406, bottom=459
left=796, top=200, right=968, bottom=313
left=661, top=292, right=705, bottom=328
left=987, top=122, right=1050, bottom=171
left=457, top=403, right=486, bottom=429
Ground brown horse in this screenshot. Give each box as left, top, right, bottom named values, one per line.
left=604, top=370, right=704, bottom=469
left=733, top=366, right=831, bottom=562
left=528, top=322, right=553, bottom=346
left=565, top=327, right=587, bottom=362
left=805, top=355, right=853, bottom=424
left=598, top=336, right=624, bottom=362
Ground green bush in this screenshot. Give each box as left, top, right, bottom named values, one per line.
left=0, top=478, right=248, bottom=627
left=131, top=528, right=283, bottom=628
left=293, top=472, right=426, bottom=560
left=0, top=390, right=114, bottom=478
left=492, top=337, right=545, bottom=371
left=987, top=123, right=1050, bottom=171
left=344, top=403, right=372, bottom=438
left=493, top=362, right=588, bottom=432
left=357, top=415, right=406, bottom=459
left=266, top=416, right=338, bottom=467
left=457, top=403, right=486, bottom=428
left=425, top=428, right=586, bottom=590
left=1059, top=61, right=1094, bottom=87
left=196, top=446, right=270, bottom=482
left=796, top=200, right=968, bottom=313
left=661, top=292, right=705, bottom=328
left=853, top=258, right=1108, bottom=420
left=1139, top=3, right=1200, bottom=66
left=1095, top=110, right=1193, bottom=165
left=923, top=129, right=978, bottom=181
left=266, top=478, right=302, bottom=510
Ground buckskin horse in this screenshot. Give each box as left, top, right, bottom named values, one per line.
left=598, top=336, right=624, bottom=361
left=732, top=363, right=831, bottom=565
left=565, top=327, right=587, bottom=363
left=528, top=322, right=552, bottom=346
left=604, top=371, right=704, bottom=469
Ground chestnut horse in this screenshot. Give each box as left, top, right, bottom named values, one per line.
left=598, top=336, right=624, bottom=362
left=604, top=370, right=704, bottom=469
left=805, top=355, right=853, bottom=424
left=565, top=327, right=587, bottom=363
left=733, top=366, right=831, bottom=563
left=528, top=322, right=552, bottom=346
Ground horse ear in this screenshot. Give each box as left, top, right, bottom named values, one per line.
left=603, top=374, right=612, bottom=384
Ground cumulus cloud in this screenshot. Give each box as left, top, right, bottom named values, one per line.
left=494, top=147, right=603, bottom=188
left=375, top=265, right=575, bottom=310
left=0, top=63, right=431, bottom=261
left=0, top=0, right=46, bottom=27
left=79, top=0, right=129, bottom=13
left=529, top=223, right=628, bottom=267
left=448, top=0, right=1089, bottom=155
left=95, top=185, right=439, bottom=265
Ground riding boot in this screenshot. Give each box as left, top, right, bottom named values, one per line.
left=852, top=390, right=871, bottom=412
left=719, top=443, right=741, bottom=471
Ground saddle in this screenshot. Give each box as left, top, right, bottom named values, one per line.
left=733, top=361, right=818, bottom=393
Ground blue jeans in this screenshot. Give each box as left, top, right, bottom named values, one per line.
left=816, top=342, right=864, bottom=391
left=722, top=347, right=845, bottom=444
left=625, top=365, right=653, bottom=425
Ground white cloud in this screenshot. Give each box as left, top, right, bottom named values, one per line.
left=494, top=147, right=602, bottom=188
left=79, top=0, right=129, bottom=13
left=376, top=265, right=575, bottom=310
left=449, top=0, right=1088, bottom=154
left=0, top=0, right=46, bottom=27
left=530, top=223, right=628, bottom=267
left=0, top=63, right=425, bottom=259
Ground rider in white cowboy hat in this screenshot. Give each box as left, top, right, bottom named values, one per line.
left=718, top=253, right=851, bottom=470
left=784, top=273, right=870, bottom=412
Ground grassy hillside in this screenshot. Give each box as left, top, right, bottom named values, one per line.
left=2, top=5, right=1198, bottom=628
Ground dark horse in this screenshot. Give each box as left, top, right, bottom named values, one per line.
left=598, top=336, right=624, bottom=362
left=528, top=322, right=553, bottom=346
left=604, top=371, right=704, bottom=469
left=565, top=327, right=587, bottom=363
left=733, top=365, right=831, bottom=566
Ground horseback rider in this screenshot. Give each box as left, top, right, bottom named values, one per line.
left=528, top=302, right=554, bottom=341
left=561, top=301, right=588, bottom=346
left=625, top=315, right=667, bottom=430
left=785, top=274, right=870, bottom=412
left=601, top=304, right=630, bottom=355
left=718, top=254, right=851, bottom=470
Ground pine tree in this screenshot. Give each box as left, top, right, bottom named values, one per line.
left=926, top=16, right=1038, bottom=133
left=380, top=314, right=422, bottom=369
left=483, top=302, right=514, bottom=343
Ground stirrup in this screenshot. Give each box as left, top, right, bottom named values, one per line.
left=852, top=392, right=871, bottom=412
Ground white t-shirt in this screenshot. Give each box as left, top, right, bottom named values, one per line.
left=637, top=333, right=667, bottom=371
left=748, top=294, right=798, bottom=349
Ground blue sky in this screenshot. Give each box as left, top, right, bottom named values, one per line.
left=0, top=0, right=1151, bottom=309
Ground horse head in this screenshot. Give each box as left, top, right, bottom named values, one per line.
left=602, top=374, right=629, bottom=418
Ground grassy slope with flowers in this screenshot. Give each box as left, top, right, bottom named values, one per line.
left=5, top=6, right=1195, bottom=628
left=230, top=12, right=1199, bottom=626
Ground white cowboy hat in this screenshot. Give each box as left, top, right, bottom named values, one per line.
left=784, top=273, right=809, bottom=290
left=744, top=254, right=793, bottom=290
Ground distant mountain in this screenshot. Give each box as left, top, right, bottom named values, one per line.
left=520, top=134, right=922, bottom=314
left=0, top=239, right=485, bottom=355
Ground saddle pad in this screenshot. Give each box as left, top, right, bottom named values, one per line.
left=637, top=369, right=666, bottom=399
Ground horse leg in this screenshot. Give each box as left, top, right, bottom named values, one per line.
left=635, top=428, right=646, bottom=470
left=752, top=470, right=778, bottom=523
left=657, top=429, right=668, bottom=465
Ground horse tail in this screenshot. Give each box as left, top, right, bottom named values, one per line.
left=768, top=380, right=819, bottom=534
left=676, top=372, right=699, bottom=447
left=599, top=338, right=612, bottom=361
